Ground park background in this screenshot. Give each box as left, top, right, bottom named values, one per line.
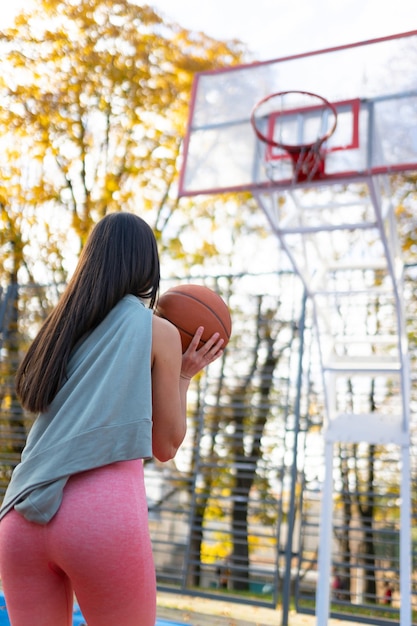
left=0, top=2, right=416, bottom=625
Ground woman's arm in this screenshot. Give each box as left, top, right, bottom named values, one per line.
left=151, top=316, right=224, bottom=462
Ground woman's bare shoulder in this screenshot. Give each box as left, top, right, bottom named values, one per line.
left=152, top=314, right=181, bottom=347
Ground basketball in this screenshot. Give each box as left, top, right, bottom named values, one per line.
left=155, top=284, right=232, bottom=353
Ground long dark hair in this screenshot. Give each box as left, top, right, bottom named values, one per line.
left=16, top=212, right=160, bottom=413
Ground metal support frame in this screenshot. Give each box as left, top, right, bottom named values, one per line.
left=254, top=173, right=411, bottom=626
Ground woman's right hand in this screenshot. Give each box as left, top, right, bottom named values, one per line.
left=180, top=326, right=224, bottom=381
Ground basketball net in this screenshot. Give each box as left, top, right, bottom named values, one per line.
left=286, top=140, right=326, bottom=182
left=251, top=91, right=338, bottom=184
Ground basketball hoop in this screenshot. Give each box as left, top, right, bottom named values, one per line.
left=250, top=91, right=338, bottom=183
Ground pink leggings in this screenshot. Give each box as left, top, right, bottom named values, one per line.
left=0, top=460, right=156, bottom=626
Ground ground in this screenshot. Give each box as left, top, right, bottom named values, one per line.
left=156, top=591, right=366, bottom=626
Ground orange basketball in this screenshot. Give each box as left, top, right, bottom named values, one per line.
left=155, top=284, right=232, bottom=353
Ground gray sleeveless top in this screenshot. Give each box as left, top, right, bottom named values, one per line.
left=0, top=295, right=153, bottom=524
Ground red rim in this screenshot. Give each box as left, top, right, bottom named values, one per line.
left=250, top=90, right=338, bottom=152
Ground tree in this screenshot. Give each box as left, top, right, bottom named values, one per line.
left=0, top=0, right=248, bottom=494
left=184, top=291, right=297, bottom=592
left=0, top=0, right=246, bottom=260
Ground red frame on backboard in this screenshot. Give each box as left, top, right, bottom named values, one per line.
left=178, top=31, right=417, bottom=196
left=265, top=99, right=360, bottom=162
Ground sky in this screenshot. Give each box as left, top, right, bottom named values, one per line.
left=147, top=0, right=417, bottom=60
left=2, top=0, right=417, bottom=61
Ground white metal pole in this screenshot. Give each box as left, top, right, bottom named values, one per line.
left=315, top=438, right=334, bottom=626
left=399, top=442, right=412, bottom=626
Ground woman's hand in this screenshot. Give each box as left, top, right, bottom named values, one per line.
left=180, top=326, right=224, bottom=381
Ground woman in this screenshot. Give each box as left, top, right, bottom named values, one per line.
left=0, top=212, right=224, bottom=626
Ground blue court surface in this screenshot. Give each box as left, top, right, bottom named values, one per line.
left=0, top=593, right=188, bottom=626
left=155, top=621, right=189, bottom=626
left=74, top=604, right=189, bottom=625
